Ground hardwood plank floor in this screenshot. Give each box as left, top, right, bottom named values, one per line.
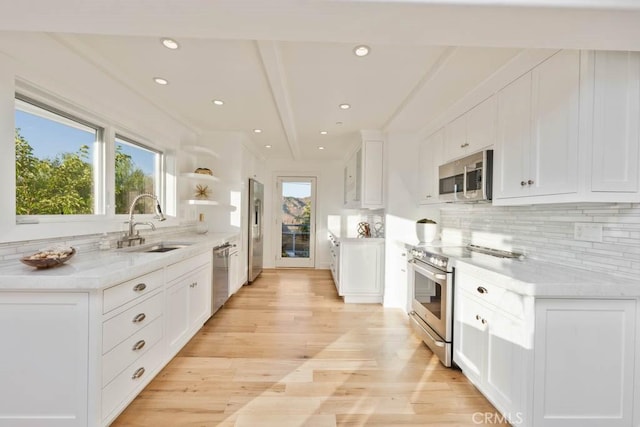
left=113, top=269, right=507, bottom=426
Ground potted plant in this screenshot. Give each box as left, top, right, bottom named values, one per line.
left=416, top=218, right=438, bottom=243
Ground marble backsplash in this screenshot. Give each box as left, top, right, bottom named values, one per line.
left=440, top=203, right=640, bottom=279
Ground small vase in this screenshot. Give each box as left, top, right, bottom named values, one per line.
left=416, top=223, right=437, bottom=243
left=196, top=213, right=208, bottom=234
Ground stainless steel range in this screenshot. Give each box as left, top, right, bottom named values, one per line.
left=407, top=245, right=464, bottom=367
left=407, top=244, right=523, bottom=367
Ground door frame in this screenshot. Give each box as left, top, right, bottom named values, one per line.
left=274, top=175, right=317, bottom=268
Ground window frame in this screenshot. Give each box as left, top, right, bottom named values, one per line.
left=113, top=133, right=166, bottom=218
left=14, top=92, right=106, bottom=223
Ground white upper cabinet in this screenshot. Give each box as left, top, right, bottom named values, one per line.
left=590, top=51, right=640, bottom=194
left=495, top=50, right=580, bottom=202
left=344, top=130, right=385, bottom=209
left=443, top=95, right=496, bottom=162
left=418, top=129, right=444, bottom=204
left=494, top=49, right=640, bottom=205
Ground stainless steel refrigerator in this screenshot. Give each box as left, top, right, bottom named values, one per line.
left=248, top=178, right=264, bottom=283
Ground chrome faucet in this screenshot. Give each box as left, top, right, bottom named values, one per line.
left=117, top=193, right=166, bottom=248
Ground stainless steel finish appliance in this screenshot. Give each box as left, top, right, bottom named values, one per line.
left=212, top=243, right=231, bottom=315
left=438, top=150, right=493, bottom=202
left=248, top=178, right=264, bottom=283
left=407, top=245, right=462, bottom=367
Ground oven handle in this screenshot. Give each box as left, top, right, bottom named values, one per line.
left=410, top=312, right=445, bottom=348
left=409, top=260, right=447, bottom=282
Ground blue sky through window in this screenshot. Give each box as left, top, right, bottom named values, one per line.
left=15, top=109, right=95, bottom=161
left=15, top=108, right=155, bottom=175
left=283, top=182, right=311, bottom=198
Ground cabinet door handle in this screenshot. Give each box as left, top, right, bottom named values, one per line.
left=520, top=181, right=527, bottom=186
left=476, top=286, right=488, bottom=294
left=425, top=195, right=432, bottom=199
left=190, top=282, right=197, bottom=288
left=475, top=314, right=482, bottom=321
left=133, top=283, right=147, bottom=292
left=132, top=340, right=146, bottom=351
left=528, top=179, right=534, bottom=185
left=481, top=318, right=488, bottom=325
left=131, top=367, right=145, bottom=380
left=132, top=313, right=146, bottom=323
left=460, top=143, right=469, bottom=148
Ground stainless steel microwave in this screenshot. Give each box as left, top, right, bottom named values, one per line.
left=438, top=150, right=493, bottom=202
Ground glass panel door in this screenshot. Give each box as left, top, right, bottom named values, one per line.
left=275, top=176, right=316, bottom=268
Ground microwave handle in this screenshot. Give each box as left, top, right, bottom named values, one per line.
left=463, top=165, right=479, bottom=199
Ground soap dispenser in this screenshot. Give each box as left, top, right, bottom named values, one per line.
left=98, top=233, right=110, bottom=250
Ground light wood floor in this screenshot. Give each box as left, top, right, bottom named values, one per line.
left=113, top=269, right=506, bottom=426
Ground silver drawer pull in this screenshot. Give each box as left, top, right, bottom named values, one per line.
left=131, top=367, right=145, bottom=380
left=132, top=340, right=146, bottom=351
left=475, top=314, right=482, bottom=321
left=476, top=286, right=488, bottom=294
left=481, top=318, right=488, bottom=325
left=133, top=283, right=147, bottom=292
left=461, top=142, right=469, bottom=148
left=132, top=313, right=146, bottom=323
left=190, top=282, right=197, bottom=288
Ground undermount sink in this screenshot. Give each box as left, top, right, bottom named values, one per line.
left=124, top=242, right=193, bottom=253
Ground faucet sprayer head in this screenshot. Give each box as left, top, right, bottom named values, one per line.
left=155, top=201, right=166, bottom=222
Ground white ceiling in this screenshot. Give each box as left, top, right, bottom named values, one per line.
left=2, top=0, right=640, bottom=161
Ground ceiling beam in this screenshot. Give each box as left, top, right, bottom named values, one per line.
left=256, top=40, right=301, bottom=160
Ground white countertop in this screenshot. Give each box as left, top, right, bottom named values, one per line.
left=0, top=232, right=237, bottom=291
left=452, top=251, right=640, bottom=298
left=328, top=229, right=384, bottom=243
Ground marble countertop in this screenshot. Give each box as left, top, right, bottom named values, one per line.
left=0, top=232, right=237, bottom=291
left=452, top=252, right=640, bottom=297
left=328, top=229, right=384, bottom=243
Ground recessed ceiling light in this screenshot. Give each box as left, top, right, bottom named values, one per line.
left=353, top=45, right=370, bottom=57
left=212, top=99, right=224, bottom=106
left=320, top=131, right=328, bottom=135
left=318, top=146, right=325, bottom=150
left=253, top=129, right=262, bottom=134
left=339, top=103, right=351, bottom=110
left=264, top=144, right=272, bottom=149
left=161, top=38, right=179, bottom=50
left=153, top=77, right=168, bottom=85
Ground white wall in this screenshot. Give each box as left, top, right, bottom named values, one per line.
left=0, top=33, right=197, bottom=243
left=261, top=158, right=343, bottom=269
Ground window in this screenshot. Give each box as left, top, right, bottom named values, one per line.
left=14, top=95, right=102, bottom=216
left=115, top=135, right=163, bottom=215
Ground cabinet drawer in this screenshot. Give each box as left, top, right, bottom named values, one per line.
left=102, top=316, right=163, bottom=387
left=456, top=270, right=527, bottom=319
left=166, top=251, right=211, bottom=283
left=101, top=339, right=164, bottom=421
left=103, top=269, right=164, bottom=314
left=103, top=292, right=163, bottom=353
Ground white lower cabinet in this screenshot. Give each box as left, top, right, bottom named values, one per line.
left=454, top=266, right=637, bottom=427
left=533, top=299, right=636, bottom=427
left=328, top=233, right=383, bottom=303
left=0, top=246, right=221, bottom=427
left=165, top=254, right=212, bottom=357
left=0, top=292, right=89, bottom=427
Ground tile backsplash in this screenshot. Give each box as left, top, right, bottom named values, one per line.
left=440, top=203, right=640, bottom=279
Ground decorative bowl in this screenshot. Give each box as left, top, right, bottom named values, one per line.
left=194, top=167, right=213, bottom=176
left=20, top=247, right=76, bottom=269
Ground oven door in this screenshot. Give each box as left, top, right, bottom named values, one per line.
left=408, top=260, right=450, bottom=341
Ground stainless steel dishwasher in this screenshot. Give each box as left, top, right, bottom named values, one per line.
left=211, top=243, right=232, bottom=316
